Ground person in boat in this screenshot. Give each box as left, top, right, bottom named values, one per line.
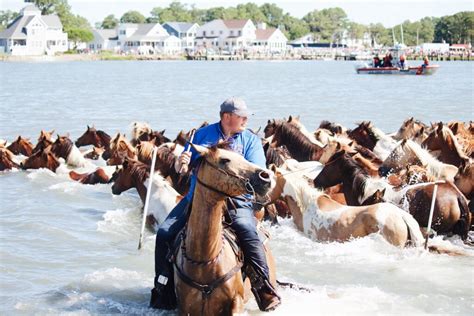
left=373, top=56, right=381, bottom=68
left=383, top=53, right=393, bottom=67
left=150, top=97, right=281, bottom=312
left=422, top=56, right=429, bottom=68
left=399, top=54, right=406, bottom=69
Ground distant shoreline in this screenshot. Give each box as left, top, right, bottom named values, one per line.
left=1, top=53, right=471, bottom=62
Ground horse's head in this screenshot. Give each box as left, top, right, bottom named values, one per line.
left=379, top=139, right=420, bottom=177
left=84, top=146, right=105, bottom=160
left=361, top=189, right=386, bottom=205
left=422, top=122, right=446, bottom=151
left=263, top=119, right=280, bottom=138
left=21, top=147, right=60, bottom=172
left=192, top=144, right=273, bottom=201
left=394, top=117, right=427, bottom=141
left=313, top=150, right=347, bottom=188
left=319, top=140, right=356, bottom=164
left=148, top=130, right=171, bottom=146
left=108, top=133, right=136, bottom=165
left=111, top=159, right=148, bottom=194
left=7, top=136, right=34, bottom=156
left=348, top=121, right=377, bottom=150
left=319, top=120, right=346, bottom=135
left=33, top=130, right=54, bottom=154
left=76, top=125, right=101, bottom=147
left=0, top=148, right=18, bottom=171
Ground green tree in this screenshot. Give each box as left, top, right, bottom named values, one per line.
left=120, top=10, right=146, bottom=23
left=0, top=10, right=19, bottom=31
left=28, top=0, right=68, bottom=15
left=347, top=22, right=366, bottom=43
left=68, top=27, right=93, bottom=48
left=260, top=3, right=284, bottom=28
left=368, top=23, right=390, bottom=46
left=101, top=14, right=118, bottom=29
left=281, top=14, right=309, bottom=40
left=303, top=8, right=348, bottom=43
left=234, top=3, right=266, bottom=22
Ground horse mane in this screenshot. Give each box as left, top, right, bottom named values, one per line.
left=439, top=125, right=469, bottom=159
left=265, top=145, right=291, bottom=167
left=136, top=141, right=155, bottom=163
left=96, top=130, right=111, bottom=144
left=131, top=122, right=152, bottom=140
left=279, top=170, right=323, bottom=214
left=156, top=144, right=177, bottom=169
left=404, top=140, right=447, bottom=178
left=274, top=121, right=321, bottom=160
left=53, top=136, right=73, bottom=158
left=128, top=160, right=150, bottom=184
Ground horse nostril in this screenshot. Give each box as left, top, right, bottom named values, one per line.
left=258, top=171, right=271, bottom=183
left=378, top=167, right=390, bottom=177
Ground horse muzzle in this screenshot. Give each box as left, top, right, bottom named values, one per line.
left=378, top=166, right=391, bottom=177
left=249, top=170, right=272, bottom=196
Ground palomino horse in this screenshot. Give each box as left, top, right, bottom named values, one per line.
left=107, top=133, right=137, bottom=165
left=393, top=117, right=428, bottom=143
left=51, top=135, right=87, bottom=167
left=173, top=144, right=276, bottom=315
left=69, top=167, right=115, bottom=185
left=315, top=151, right=471, bottom=239
left=421, top=122, right=471, bottom=167
left=7, top=136, right=34, bottom=156
left=75, top=125, right=111, bottom=149
left=0, top=147, right=19, bottom=171
left=32, top=130, right=54, bottom=154
left=379, top=139, right=458, bottom=182
left=111, top=158, right=182, bottom=226
left=269, top=165, right=424, bottom=247
left=264, top=120, right=323, bottom=162
left=20, top=147, right=60, bottom=172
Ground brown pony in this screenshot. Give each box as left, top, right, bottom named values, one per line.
left=83, top=146, right=105, bottom=160
left=32, top=130, right=54, bottom=154
left=393, top=117, right=428, bottom=143
left=136, top=129, right=171, bottom=147
left=269, top=166, right=424, bottom=247
left=319, top=120, right=347, bottom=135
left=75, top=125, right=111, bottom=149
left=69, top=167, right=113, bottom=185
left=0, top=147, right=19, bottom=171
left=51, top=135, right=87, bottom=167
left=422, top=123, right=470, bottom=167
left=7, top=136, right=34, bottom=156
left=174, top=144, right=276, bottom=315
left=448, top=121, right=474, bottom=158
left=262, top=141, right=292, bottom=167
left=454, top=161, right=474, bottom=200
left=20, top=147, right=60, bottom=172
left=107, top=133, right=137, bottom=165
left=266, top=120, right=323, bottom=162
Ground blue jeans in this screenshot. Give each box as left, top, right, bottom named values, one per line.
left=154, top=196, right=270, bottom=281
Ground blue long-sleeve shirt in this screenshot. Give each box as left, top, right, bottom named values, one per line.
left=183, top=121, right=266, bottom=201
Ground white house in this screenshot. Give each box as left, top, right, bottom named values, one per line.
left=195, top=19, right=256, bottom=52
left=118, top=23, right=181, bottom=54
left=0, top=4, right=67, bottom=56
left=162, top=22, right=199, bottom=51
left=252, top=23, right=287, bottom=53
left=89, top=29, right=118, bottom=52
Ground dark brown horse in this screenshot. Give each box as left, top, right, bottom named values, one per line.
left=20, top=147, right=60, bottom=172
left=265, top=120, right=323, bottom=161
left=0, top=148, right=19, bottom=171
left=7, top=136, right=34, bottom=156
left=262, top=141, right=292, bottom=167
left=69, top=167, right=114, bottom=185
left=32, top=130, right=54, bottom=154
left=422, top=122, right=470, bottom=167
left=75, top=125, right=111, bottom=149
left=51, top=135, right=87, bottom=167
left=135, top=129, right=171, bottom=147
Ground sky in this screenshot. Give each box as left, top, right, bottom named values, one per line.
left=3, top=0, right=473, bottom=27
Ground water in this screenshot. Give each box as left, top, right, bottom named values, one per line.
left=0, top=60, right=473, bottom=315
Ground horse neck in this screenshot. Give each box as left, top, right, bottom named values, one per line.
left=276, top=126, right=322, bottom=161
left=186, top=181, right=225, bottom=261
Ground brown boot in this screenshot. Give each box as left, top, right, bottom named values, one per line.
left=253, top=286, right=281, bottom=312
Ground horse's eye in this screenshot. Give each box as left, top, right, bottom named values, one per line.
left=219, top=158, right=231, bottom=165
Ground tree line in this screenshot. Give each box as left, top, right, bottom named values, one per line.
left=1, top=1, right=472, bottom=46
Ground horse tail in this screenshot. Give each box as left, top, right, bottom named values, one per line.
left=400, top=210, right=424, bottom=247
left=452, top=195, right=470, bottom=240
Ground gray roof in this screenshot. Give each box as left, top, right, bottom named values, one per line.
left=0, top=13, right=63, bottom=39
left=93, top=29, right=118, bottom=41
left=163, top=22, right=196, bottom=33
left=131, top=24, right=156, bottom=36
left=127, top=35, right=174, bottom=42
left=0, top=15, right=33, bottom=39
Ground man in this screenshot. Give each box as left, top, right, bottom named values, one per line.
left=150, top=97, right=281, bottom=312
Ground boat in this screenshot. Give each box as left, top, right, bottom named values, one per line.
left=355, top=43, right=440, bottom=76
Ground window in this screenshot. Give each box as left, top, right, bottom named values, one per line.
left=211, top=30, right=214, bottom=35
left=89, top=44, right=94, bottom=49
left=238, top=30, right=241, bottom=36
left=203, top=31, right=206, bottom=37
left=97, top=44, right=102, bottom=49
left=120, top=30, right=126, bottom=35
left=219, top=31, right=223, bottom=35
left=230, top=30, right=234, bottom=35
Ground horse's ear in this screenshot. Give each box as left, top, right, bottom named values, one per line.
left=348, top=141, right=354, bottom=147
left=288, top=115, right=293, bottom=122
left=87, top=125, right=90, bottom=130
left=17, top=135, right=21, bottom=141
left=56, top=134, right=60, bottom=140
left=267, top=119, right=271, bottom=124
left=336, top=142, right=341, bottom=150
left=190, top=144, right=209, bottom=156
left=437, top=122, right=443, bottom=132
left=269, top=164, right=277, bottom=173
left=401, top=139, right=407, bottom=146
left=451, top=122, right=459, bottom=133
left=408, top=117, right=414, bottom=123
left=380, top=188, right=386, bottom=196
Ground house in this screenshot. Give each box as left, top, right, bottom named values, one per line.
left=252, top=23, right=287, bottom=53
left=195, top=19, right=256, bottom=52
left=118, top=23, right=181, bottom=54
left=0, top=4, right=67, bottom=56
left=89, top=29, right=118, bottom=52
left=162, top=22, right=199, bottom=51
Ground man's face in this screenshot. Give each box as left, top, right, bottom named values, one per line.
left=224, top=112, right=248, bottom=134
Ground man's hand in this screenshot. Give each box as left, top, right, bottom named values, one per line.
left=175, top=151, right=192, bottom=174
